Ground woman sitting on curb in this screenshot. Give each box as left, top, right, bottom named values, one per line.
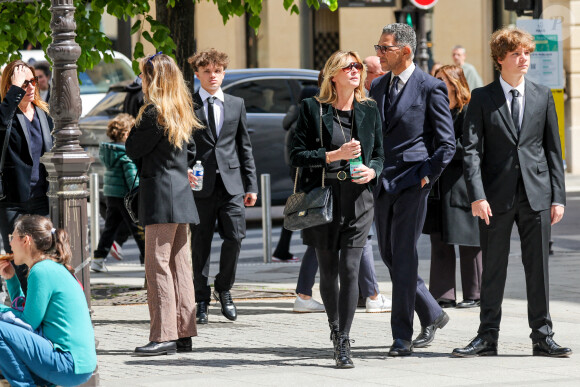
left=0, top=215, right=96, bottom=386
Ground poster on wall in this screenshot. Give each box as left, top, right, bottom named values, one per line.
left=516, top=19, right=564, bottom=89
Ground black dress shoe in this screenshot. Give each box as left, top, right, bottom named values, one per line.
left=134, top=341, right=177, bottom=356
left=456, top=299, right=480, bottom=308
left=452, top=336, right=498, bottom=357
left=533, top=336, right=572, bottom=357
left=388, top=339, right=413, bottom=356
left=196, top=301, right=209, bottom=324
left=213, top=290, right=237, bottom=321
left=437, top=298, right=457, bottom=308
left=412, top=310, right=449, bottom=348
left=176, top=337, right=192, bottom=353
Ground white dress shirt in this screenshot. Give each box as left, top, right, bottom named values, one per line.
left=199, top=86, right=225, bottom=137
left=499, top=75, right=525, bottom=129
left=390, top=62, right=415, bottom=91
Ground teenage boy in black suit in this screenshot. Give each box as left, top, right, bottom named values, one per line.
left=188, top=49, right=258, bottom=324
left=453, top=27, right=571, bottom=358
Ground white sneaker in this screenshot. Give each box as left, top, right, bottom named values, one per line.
left=365, top=294, right=392, bottom=313
left=110, top=241, right=124, bottom=261
left=90, top=258, right=108, bottom=273
left=293, top=296, right=325, bottom=313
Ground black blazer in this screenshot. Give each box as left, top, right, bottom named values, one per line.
left=369, top=66, right=456, bottom=195
left=462, top=79, right=566, bottom=213
left=290, top=98, right=384, bottom=193
left=0, top=86, right=53, bottom=203
left=191, top=92, right=258, bottom=198
left=125, top=106, right=199, bottom=226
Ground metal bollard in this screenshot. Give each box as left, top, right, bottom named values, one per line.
left=89, top=173, right=100, bottom=259
left=261, top=174, right=272, bottom=263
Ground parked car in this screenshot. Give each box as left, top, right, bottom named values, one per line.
left=18, top=50, right=135, bottom=117
left=79, top=68, right=320, bottom=205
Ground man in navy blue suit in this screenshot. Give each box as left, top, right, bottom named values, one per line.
left=369, top=23, right=456, bottom=356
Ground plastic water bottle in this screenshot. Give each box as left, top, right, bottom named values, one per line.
left=350, top=155, right=362, bottom=180
left=191, top=161, right=204, bottom=191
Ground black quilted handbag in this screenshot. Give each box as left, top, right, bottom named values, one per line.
left=124, top=175, right=139, bottom=224
left=283, top=103, right=333, bottom=231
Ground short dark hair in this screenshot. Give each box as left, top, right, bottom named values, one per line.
left=188, top=49, right=229, bottom=71
left=34, top=61, right=51, bottom=78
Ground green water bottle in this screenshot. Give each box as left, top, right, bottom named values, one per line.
left=350, top=155, right=362, bottom=180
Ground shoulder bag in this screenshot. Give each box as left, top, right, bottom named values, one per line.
left=283, top=103, right=333, bottom=231
left=124, top=174, right=139, bottom=224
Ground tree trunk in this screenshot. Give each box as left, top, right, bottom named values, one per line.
left=156, top=0, right=196, bottom=89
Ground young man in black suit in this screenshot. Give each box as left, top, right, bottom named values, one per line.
left=453, top=27, right=571, bottom=357
left=188, top=49, right=258, bottom=324
left=369, top=23, right=456, bottom=356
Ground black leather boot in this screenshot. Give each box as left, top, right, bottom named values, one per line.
left=329, top=321, right=339, bottom=352
left=335, top=333, right=355, bottom=369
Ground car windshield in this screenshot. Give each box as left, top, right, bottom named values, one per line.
left=79, top=59, right=135, bottom=94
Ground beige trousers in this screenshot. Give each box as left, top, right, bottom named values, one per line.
left=145, top=223, right=197, bottom=342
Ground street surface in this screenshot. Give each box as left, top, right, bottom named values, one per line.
left=89, top=186, right=580, bottom=386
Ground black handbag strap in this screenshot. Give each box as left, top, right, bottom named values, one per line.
left=129, top=173, right=138, bottom=190
left=292, top=102, right=326, bottom=194
left=0, top=123, right=12, bottom=175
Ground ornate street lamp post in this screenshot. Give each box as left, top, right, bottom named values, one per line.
left=40, top=1, right=98, bottom=384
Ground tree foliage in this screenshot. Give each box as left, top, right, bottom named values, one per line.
left=0, top=0, right=338, bottom=74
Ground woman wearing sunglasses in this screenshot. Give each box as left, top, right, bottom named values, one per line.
left=0, top=215, right=96, bottom=386
left=0, top=61, right=53, bottom=294
left=290, top=50, right=384, bottom=368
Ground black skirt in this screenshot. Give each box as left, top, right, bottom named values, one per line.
left=302, top=179, right=374, bottom=251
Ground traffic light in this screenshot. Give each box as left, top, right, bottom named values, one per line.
left=394, top=8, right=419, bottom=28
left=504, top=0, right=535, bottom=12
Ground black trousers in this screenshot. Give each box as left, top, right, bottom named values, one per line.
left=190, top=174, right=246, bottom=303
left=94, top=196, right=145, bottom=263
left=478, top=179, right=552, bottom=341
left=428, top=232, right=482, bottom=301
left=0, top=197, right=49, bottom=294
left=375, top=184, right=441, bottom=342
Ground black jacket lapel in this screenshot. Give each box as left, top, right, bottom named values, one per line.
left=386, top=68, right=422, bottom=133
left=35, top=106, right=53, bottom=152
left=520, top=79, right=537, bottom=137
left=194, top=92, right=216, bottom=143
left=16, top=112, right=33, bottom=159
left=489, top=80, right=518, bottom=142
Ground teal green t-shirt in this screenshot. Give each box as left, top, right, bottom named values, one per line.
left=6, top=259, right=97, bottom=374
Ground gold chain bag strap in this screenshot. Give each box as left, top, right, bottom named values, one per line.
left=283, top=102, right=333, bottom=231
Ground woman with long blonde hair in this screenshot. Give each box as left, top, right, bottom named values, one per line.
left=290, top=50, right=384, bottom=368
left=126, top=52, right=202, bottom=356
left=0, top=60, right=53, bottom=294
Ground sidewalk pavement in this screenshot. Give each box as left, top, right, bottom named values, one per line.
left=90, top=175, right=580, bottom=386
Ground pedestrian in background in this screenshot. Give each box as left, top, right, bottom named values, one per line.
left=451, top=45, right=483, bottom=91
left=126, top=52, right=202, bottom=356
left=0, top=215, right=96, bottom=386
left=91, top=113, right=145, bottom=272
left=291, top=50, right=384, bottom=368
left=423, top=65, right=482, bottom=309
left=33, top=61, right=51, bottom=103
left=0, top=61, right=53, bottom=294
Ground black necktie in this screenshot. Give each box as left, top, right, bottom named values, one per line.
left=207, top=96, right=218, bottom=139
left=510, top=89, right=521, bottom=133
left=388, top=76, right=400, bottom=104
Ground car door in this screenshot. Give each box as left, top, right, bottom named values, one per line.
left=224, top=77, right=294, bottom=204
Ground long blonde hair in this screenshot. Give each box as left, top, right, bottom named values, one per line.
left=0, top=60, right=49, bottom=113
left=316, top=50, right=369, bottom=105
left=137, top=53, right=202, bottom=149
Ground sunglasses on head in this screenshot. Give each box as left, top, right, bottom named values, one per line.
left=146, top=51, right=163, bottom=68
left=21, top=77, right=39, bottom=88
left=342, top=62, right=363, bottom=73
